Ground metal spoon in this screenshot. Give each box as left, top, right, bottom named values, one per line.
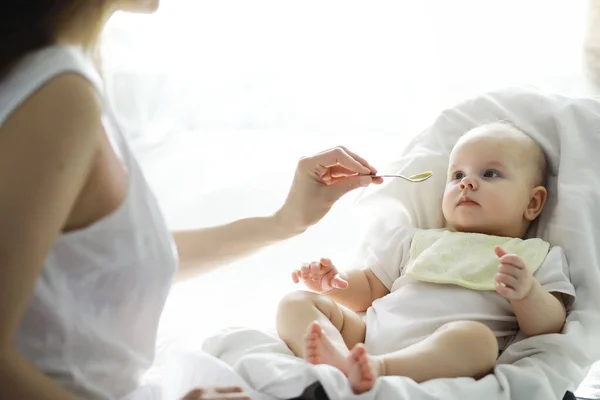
left=362, top=171, right=433, bottom=183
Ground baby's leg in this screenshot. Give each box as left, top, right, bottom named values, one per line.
left=347, top=320, right=498, bottom=393
left=276, top=291, right=366, bottom=375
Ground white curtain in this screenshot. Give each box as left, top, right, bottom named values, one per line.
left=99, top=1, right=598, bottom=394
left=100, top=0, right=593, bottom=228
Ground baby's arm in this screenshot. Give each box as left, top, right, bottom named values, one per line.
left=511, top=282, right=566, bottom=337
left=494, top=246, right=566, bottom=337
left=324, top=268, right=390, bottom=313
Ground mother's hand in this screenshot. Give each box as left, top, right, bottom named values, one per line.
left=182, top=386, right=250, bottom=399
left=276, top=146, right=383, bottom=233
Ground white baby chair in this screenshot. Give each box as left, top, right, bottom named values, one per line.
left=186, top=86, right=600, bottom=400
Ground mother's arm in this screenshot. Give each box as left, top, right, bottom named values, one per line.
left=173, top=146, right=382, bottom=281
left=0, top=75, right=101, bottom=400
left=173, top=214, right=295, bottom=280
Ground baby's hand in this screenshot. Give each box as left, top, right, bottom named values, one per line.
left=494, top=246, right=534, bottom=300
left=291, top=258, right=349, bottom=293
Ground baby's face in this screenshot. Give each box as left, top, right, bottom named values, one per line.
left=442, top=129, right=540, bottom=237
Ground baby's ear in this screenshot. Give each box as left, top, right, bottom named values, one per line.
left=524, top=186, right=547, bottom=221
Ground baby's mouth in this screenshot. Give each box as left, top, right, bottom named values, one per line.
left=457, top=196, right=479, bottom=206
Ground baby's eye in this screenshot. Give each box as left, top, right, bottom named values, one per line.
left=482, top=169, right=500, bottom=178
left=452, top=171, right=465, bottom=180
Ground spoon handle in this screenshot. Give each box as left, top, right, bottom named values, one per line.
left=361, top=173, right=412, bottom=181
left=371, top=174, right=406, bottom=178
left=362, top=173, right=406, bottom=178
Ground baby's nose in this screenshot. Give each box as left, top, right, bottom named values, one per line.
left=459, top=176, right=478, bottom=190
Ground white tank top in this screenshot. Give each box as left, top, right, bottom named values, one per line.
left=0, top=46, right=178, bottom=399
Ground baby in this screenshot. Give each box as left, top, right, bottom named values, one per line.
left=276, top=121, right=575, bottom=394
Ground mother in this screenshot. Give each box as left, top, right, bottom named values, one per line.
left=0, top=1, right=382, bottom=399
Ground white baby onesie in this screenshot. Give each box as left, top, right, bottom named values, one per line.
left=363, top=227, right=576, bottom=356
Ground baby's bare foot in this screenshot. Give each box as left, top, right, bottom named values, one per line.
left=347, top=344, right=382, bottom=394
left=303, top=321, right=348, bottom=375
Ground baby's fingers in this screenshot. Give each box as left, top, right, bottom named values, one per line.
left=331, top=274, right=349, bottom=289
left=310, top=261, right=322, bottom=281
left=498, top=254, right=525, bottom=269
left=291, top=270, right=301, bottom=283
left=495, top=272, right=518, bottom=289
left=300, top=263, right=311, bottom=280
left=494, top=245, right=508, bottom=258
left=498, top=263, right=521, bottom=278
left=495, top=246, right=526, bottom=268
left=320, top=258, right=333, bottom=267
left=495, top=281, right=517, bottom=299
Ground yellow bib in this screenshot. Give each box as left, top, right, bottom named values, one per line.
left=404, top=230, right=549, bottom=291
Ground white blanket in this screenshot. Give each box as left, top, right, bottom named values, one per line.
left=201, top=327, right=488, bottom=400
left=149, top=86, right=600, bottom=400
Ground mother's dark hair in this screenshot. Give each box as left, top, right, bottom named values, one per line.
left=0, top=1, right=105, bottom=79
